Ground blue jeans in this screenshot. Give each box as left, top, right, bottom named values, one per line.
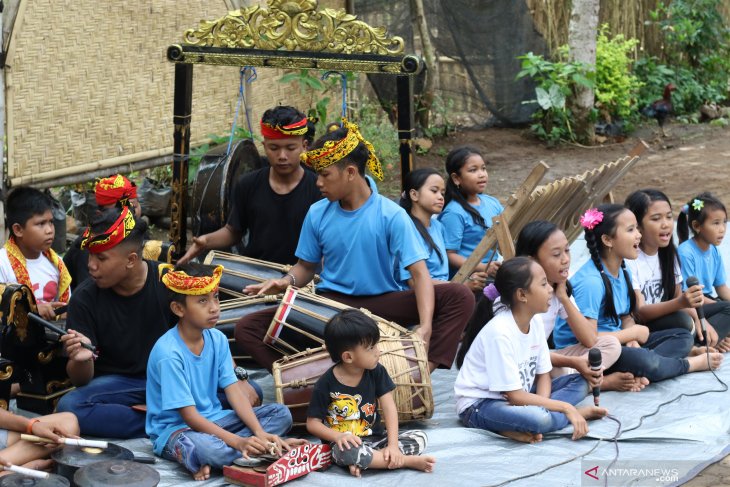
left=606, top=328, right=692, bottom=382
left=161, top=404, right=292, bottom=473
left=56, top=374, right=147, bottom=438
left=458, top=374, right=589, bottom=435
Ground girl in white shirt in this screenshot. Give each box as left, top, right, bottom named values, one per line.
left=454, top=257, right=607, bottom=444
left=514, top=221, right=638, bottom=391
left=625, top=189, right=729, bottom=352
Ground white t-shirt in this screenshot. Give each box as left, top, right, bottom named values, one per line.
left=454, top=308, right=552, bottom=414
left=625, top=249, right=681, bottom=304
left=538, top=294, right=577, bottom=337
left=0, top=248, right=61, bottom=303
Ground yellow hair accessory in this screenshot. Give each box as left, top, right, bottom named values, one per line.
left=300, top=119, right=384, bottom=181
left=159, top=264, right=223, bottom=295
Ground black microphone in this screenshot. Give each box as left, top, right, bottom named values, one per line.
left=685, top=276, right=707, bottom=342
left=28, top=313, right=98, bottom=355
left=588, top=348, right=602, bottom=406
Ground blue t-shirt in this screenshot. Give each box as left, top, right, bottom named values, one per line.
left=145, top=326, right=238, bottom=455
left=553, top=260, right=632, bottom=348
left=296, top=180, right=428, bottom=295
left=678, top=238, right=726, bottom=296
left=398, top=217, right=449, bottom=283
left=439, top=194, right=504, bottom=271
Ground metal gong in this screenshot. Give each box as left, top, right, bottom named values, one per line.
left=73, top=460, right=160, bottom=487
left=51, top=443, right=134, bottom=481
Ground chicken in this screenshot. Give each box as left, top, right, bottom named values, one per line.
left=641, top=83, right=676, bottom=137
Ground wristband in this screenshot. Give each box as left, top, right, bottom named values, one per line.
left=285, top=273, right=297, bottom=287
left=26, top=418, right=40, bottom=434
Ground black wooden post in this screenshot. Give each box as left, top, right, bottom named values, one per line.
left=396, top=75, right=415, bottom=189
left=171, top=63, right=193, bottom=256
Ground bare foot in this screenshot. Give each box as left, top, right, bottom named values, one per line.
left=193, top=465, right=211, bottom=481
left=403, top=455, right=436, bottom=473
left=687, top=353, right=723, bottom=372
left=498, top=431, right=543, bottom=443
left=690, top=345, right=718, bottom=356
left=601, top=372, right=648, bottom=392
left=348, top=464, right=361, bottom=477
left=577, top=406, right=608, bottom=420
left=22, top=459, right=54, bottom=472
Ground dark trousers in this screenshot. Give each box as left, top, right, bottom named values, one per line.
left=606, top=328, right=693, bottom=382
left=647, top=306, right=730, bottom=343
left=235, top=283, right=474, bottom=371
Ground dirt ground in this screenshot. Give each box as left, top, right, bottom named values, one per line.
left=417, top=120, right=730, bottom=486
left=414, top=121, right=730, bottom=210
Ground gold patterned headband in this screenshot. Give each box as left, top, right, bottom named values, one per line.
left=300, top=119, right=384, bottom=181
left=159, top=264, right=223, bottom=296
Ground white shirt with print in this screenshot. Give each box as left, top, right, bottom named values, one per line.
left=626, top=249, right=681, bottom=304
left=0, top=248, right=61, bottom=303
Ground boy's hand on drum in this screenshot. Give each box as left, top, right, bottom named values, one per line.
left=335, top=432, right=362, bottom=451
left=60, top=330, right=94, bottom=363
left=245, top=278, right=289, bottom=296
left=414, top=325, right=432, bottom=348
left=177, top=236, right=207, bottom=265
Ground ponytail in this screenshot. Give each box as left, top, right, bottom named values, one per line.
left=585, top=230, right=620, bottom=326
left=677, top=209, right=690, bottom=244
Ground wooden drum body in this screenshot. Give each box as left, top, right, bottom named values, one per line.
left=265, top=287, right=408, bottom=356
left=272, top=334, right=433, bottom=425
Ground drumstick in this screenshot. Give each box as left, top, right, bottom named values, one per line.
left=28, top=313, right=98, bottom=356
left=1, top=464, right=50, bottom=479
left=20, top=434, right=108, bottom=449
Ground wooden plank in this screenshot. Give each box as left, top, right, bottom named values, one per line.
left=492, top=215, right=515, bottom=260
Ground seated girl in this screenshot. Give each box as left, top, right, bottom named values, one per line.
left=455, top=257, right=607, bottom=444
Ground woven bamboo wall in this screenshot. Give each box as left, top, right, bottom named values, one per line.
left=5, top=0, right=344, bottom=184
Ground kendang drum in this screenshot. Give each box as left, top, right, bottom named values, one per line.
left=217, top=295, right=282, bottom=366
left=191, top=139, right=262, bottom=237
left=272, top=334, right=433, bottom=425
left=265, top=287, right=408, bottom=356
left=203, top=251, right=316, bottom=298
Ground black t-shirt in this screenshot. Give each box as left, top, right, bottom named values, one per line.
left=63, top=235, right=91, bottom=291
left=227, top=167, right=321, bottom=265
left=66, top=260, right=175, bottom=377
left=307, top=364, right=396, bottom=437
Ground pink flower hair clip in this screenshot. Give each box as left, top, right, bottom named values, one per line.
left=580, top=208, right=604, bottom=230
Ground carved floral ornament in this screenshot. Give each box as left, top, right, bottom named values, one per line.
left=183, top=0, right=405, bottom=56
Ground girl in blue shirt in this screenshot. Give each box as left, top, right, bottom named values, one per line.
left=439, top=146, right=504, bottom=286
left=399, top=168, right=449, bottom=285
left=553, top=204, right=722, bottom=386
left=677, top=192, right=730, bottom=352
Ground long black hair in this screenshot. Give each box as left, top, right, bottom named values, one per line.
left=444, top=146, right=486, bottom=228
left=583, top=204, right=636, bottom=326
left=456, top=257, right=534, bottom=368
left=515, top=220, right=573, bottom=296
left=677, top=192, right=727, bottom=243
left=625, top=189, right=678, bottom=302
left=399, top=168, right=444, bottom=263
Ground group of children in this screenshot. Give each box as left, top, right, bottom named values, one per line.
left=1, top=121, right=729, bottom=481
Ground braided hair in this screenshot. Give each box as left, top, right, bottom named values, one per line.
left=583, top=204, right=636, bottom=326
left=625, top=189, right=678, bottom=302
left=456, top=257, right=534, bottom=368
left=399, top=168, right=444, bottom=263
left=444, top=146, right=486, bottom=228
left=677, top=192, right=727, bottom=243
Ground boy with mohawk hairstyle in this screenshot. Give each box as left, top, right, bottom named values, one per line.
left=146, top=262, right=302, bottom=481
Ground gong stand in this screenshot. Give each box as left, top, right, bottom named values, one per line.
left=167, top=0, right=422, bottom=254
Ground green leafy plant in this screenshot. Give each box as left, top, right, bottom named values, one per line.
left=516, top=51, right=594, bottom=145
left=594, top=25, right=642, bottom=125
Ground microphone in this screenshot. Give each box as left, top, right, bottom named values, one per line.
left=588, top=348, right=602, bottom=406
left=28, top=313, right=98, bottom=355
left=685, top=276, right=707, bottom=342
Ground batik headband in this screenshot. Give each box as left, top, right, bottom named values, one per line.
left=260, top=116, right=309, bottom=139
left=95, top=174, right=137, bottom=207
left=159, top=264, right=223, bottom=295
left=299, top=118, right=384, bottom=181
left=80, top=206, right=136, bottom=254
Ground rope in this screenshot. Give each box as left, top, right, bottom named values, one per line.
left=226, top=66, right=257, bottom=155
left=321, top=71, right=348, bottom=123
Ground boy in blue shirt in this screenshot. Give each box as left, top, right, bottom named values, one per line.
left=236, top=119, right=474, bottom=372
left=146, top=263, right=301, bottom=481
